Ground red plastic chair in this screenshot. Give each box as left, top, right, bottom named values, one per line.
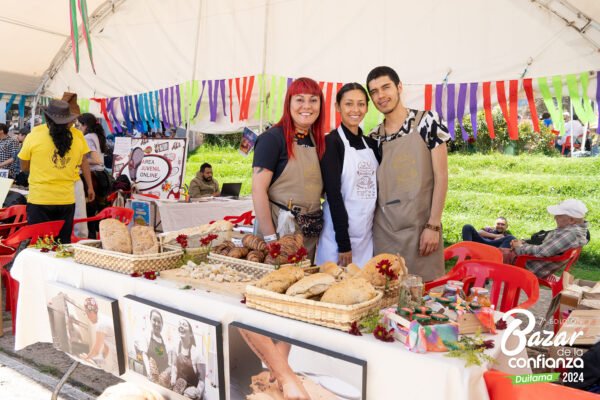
left=0, top=205, right=27, bottom=237
left=561, top=135, right=581, bottom=155
left=425, top=260, right=540, bottom=312
left=444, top=241, right=503, bottom=265
left=71, top=206, right=134, bottom=242
left=515, top=247, right=582, bottom=332
left=1, top=220, right=65, bottom=334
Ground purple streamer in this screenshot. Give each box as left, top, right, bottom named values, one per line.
left=161, top=89, right=170, bottom=129
left=457, top=83, right=468, bottom=141
left=435, top=84, right=444, bottom=119
left=175, top=85, right=181, bottom=126
left=446, top=84, right=456, bottom=140
left=107, top=98, right=122, bottom=133
left=208, top=80, right=218, bottom=122
left=287, top=77, right=293, bottom=88
left=469, top=83, right=479, bottom=138
left=193, top=80, right=206, bottom=119
left=220, top=79, right=227, bottom=117
left=169, top=86, right=176, bottom=127
left=596, top=72, right=600, bottom=131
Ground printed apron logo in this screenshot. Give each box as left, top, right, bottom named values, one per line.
left=355, top=160, right=376, bottom=199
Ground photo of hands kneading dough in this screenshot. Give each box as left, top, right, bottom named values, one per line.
left=228, top=323, right=365, bottom=400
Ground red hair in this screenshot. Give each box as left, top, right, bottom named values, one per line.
left=275, top=77, right=326, bottom=160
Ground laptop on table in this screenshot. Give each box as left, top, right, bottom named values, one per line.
left=219, top=183, right=242, bottom=199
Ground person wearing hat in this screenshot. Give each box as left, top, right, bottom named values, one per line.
left=18, top=99, right=95, bottom=244
left=78, top=297, right=118, bottom=375
left=508, top=199, right=590, bottom=278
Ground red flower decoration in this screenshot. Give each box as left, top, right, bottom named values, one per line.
left=375, top=259, right=398, bottom=280
left=176, top=234, right=189, bottom=249
left=348, top=321, right=362, bottom=336
left=467, top=137, right=476, bottom=144
left=40, top=248, right=50, bottom=253
left=200, top=233, right=219, bottom=246
left=296, top=247, right=308, bottom=259
left=130, top=272, right=142, bottom=277
left=495, top=319, right=507, bottom=330
left=143, top=271, right=158, bottom=280
left=266, top=242, right=281, bottom=259
left=51, top=245, right=58, bottom=252
left=478, top=340, right=495, bottom=350
left=373, top=324, right=395, bottom=342
left=287, top=254, right=300, bottom=264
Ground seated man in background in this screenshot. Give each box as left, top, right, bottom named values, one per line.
left=462, top=216, right=516, bottom=248
left=506, top=199, right=589, bottom=278
left=189, top=162, right=220, bottom=198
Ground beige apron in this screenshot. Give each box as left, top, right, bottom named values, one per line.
left=373, top=111, right=444, bottom=281
left=268, top=136, right=323, bottom=260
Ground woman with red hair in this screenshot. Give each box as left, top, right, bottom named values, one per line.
left=252, top=77, right=326, bottom=259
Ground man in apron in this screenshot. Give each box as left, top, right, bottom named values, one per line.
left=366, top=66, right=450, bottom=282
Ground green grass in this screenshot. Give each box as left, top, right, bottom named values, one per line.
left=185, top=147, right=600, bottom=280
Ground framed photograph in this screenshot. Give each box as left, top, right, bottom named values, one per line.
left=121, top=295, right=224, bottom=400
left=228, top=322, right=367, bottom=400
left=45, top=282, right=125, bottom=375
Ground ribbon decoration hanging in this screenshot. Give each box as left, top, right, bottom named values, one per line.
left=107, top=98, right=122, bottom=133
left=133, top=95, right=144, bottom=132
left=566, top=74, right=593, bottom=124
left=275, top=76, right=286, bottom=122
left=522, top=79, right=539, bottom=132
left=580, top=72, right=595, bottom=123
left=435, top=84, right=444, bottom=120
left=119, top=97, right=130, bottom=131
left=239, top=76, right=255, bottom=121
left=552, top=76, right=565, bottom=135
left=137, top=94, right=147, bottom=132
left=456, top=83, right=468, bottom=140
left=18, top=95, right=26, bottom=118
left=159, top=89, right=169, bottom=129
left=335, top=82, right=343, bottom=127
left=69, top=0, right=95, bottom=73
left=322, top=82, right=334, bottom=132
left=538, top=76, right=564, bottom=135
left=469, top=83, right=478, bottom=138
left=228, top=79, right=235, bottom=123
left=193, top=80, right=206, bottom=120
left=176, top=85, right=183, bottom=127
left=424, top=84, right=433, bottom=111
left=495, top=81, right=519, bottom=140
left=253, top=74, right=265, bottom=122
left=169, top=86, right=176, bottom=128
left=5, top=94, right=16, bottom=114
left=446, top=83, right=456, bottom=140
left=482, top=82, right=495, bottom=139
left=596, top=71, right=600, bottom=131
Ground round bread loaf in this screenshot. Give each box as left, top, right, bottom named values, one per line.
left=99, top=219, right=132, bottom=253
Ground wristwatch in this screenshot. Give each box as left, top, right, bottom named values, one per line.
left=424, top=223, right=441, bottom=232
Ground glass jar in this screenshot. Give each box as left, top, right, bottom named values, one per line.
left=447, top=280, right=464, bottom=289
left=468, top=287, right=491, bottom=307
left=442, top=284, right=459, bottom=299
left=399, top=274, right=424, bottom=308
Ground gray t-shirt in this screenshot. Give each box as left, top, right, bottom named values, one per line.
left=85, top=133, right=105, bottom=172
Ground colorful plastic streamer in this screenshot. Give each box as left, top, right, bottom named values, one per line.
left=469, top=82, right=478, bottom=138
left=482, top=82, right=495, bottom=139
left=522, top=79, right=539, bottom=132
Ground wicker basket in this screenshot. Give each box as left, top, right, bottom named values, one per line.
left=376, top=280, right=401, bottom=308
left=208, top=253, right=319, bottom=274
left=205, top=254, right=274, bottom=279
left=73, top=240, right=183, bottom=274
left=245, top=285, right=383, bottom=331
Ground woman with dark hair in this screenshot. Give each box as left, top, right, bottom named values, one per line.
left=18, top=100, right=94, bottom=243
left=316, top=83, right=380, bottom=267
left=77, top=113, right=111, bottom=238
left=142, top=309, right=169, bottom=379
left=170, top=319, right=205, bottom=395
left=252, top=77, right=326, bottom=259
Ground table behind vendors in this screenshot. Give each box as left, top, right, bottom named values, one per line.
left=12, top=248, right=531, bottom=400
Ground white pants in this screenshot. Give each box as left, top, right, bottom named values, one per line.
left=73, top=179, right=88, bottom=239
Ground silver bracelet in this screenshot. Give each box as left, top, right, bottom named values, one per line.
left=264, top=234, right=278, bottom=243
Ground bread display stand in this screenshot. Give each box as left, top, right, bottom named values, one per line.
left=72, top=240, right=183, bottom=275
left=245, top=285, right=383, bottom=331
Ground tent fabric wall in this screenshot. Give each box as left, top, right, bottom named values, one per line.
left=2, top=0, right=600, bottom=132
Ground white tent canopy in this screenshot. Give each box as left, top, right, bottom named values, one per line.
left=2, top=0, right=600, bottom=132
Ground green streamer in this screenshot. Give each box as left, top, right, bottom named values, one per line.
left=253, top=74, right=264, bottom=122
left=363, top=84, right=383, bottom=133
left=538, top=77, right=562, bottom=135
left=566, top=74, right=589, bottom=124
left=268, top=75, right=277, bottom=122
left=552, top=75, right=565, bottom=135
left=580, top=72, right=595, bottom=123
left=69, top=0, right=80, bottom=72
left=274, top=76, right=286, bottom=123
left=78, top=0, right=95, bottom=73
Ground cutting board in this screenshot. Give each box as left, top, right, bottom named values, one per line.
left=159, top=268, right=255, bottom=299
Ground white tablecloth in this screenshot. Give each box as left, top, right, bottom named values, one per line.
left=156, top=198, right=254, bottom=232
left=12, top=249, right=530, bottom=400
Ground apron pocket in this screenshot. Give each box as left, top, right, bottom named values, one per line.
left=380, top=200, right=414, bottom=232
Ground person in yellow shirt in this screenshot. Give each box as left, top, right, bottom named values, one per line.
left=18, top=100, right=95, bottom=243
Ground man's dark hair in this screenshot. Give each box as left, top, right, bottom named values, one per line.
left=497, top=216, right=508, bottom=224
left=366, top=66, right=401, bottom=88
left=0, top=123, right=8, bottom=134
left=200, top=162, right=212, bottom=172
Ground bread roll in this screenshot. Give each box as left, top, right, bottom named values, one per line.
left=285, top=273, right=335, bottom=298
left=227, top=247, right=249, bottom=259
left=321, top=277, right=378, bottom=305
left=100, top=219, right=132, bottom=253
left=247, top=250, right=266, bottom=263
left=255, top=266, right=304, bottom=293
left=319, top=261, right=343, bottom=279
left=131, top=225, right=159, bottom=255
left=242, top=234, right=267, bottom=251
left=356, top=253, right=407, bottom=287
left=346, top=263, right=361, bottom=277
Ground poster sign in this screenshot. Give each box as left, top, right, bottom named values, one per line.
left=239, top=127, right=257, bottom=156
left=131, top=200, right=153, bottom=226
left=112, top=137, right=186, bottom=199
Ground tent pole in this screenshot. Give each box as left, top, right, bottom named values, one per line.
left=186, top=0, right=204, bottom=155
left=258, top=0, right=271, bottom=134
left=570, top=97, right=574, bottom=154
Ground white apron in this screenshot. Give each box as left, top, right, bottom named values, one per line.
left=316, top=127, right=378, bottom=267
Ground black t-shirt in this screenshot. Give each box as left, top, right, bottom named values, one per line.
left=252, top=126, right=314, bottom=185
left=320, top=124, right=380, bottom=252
